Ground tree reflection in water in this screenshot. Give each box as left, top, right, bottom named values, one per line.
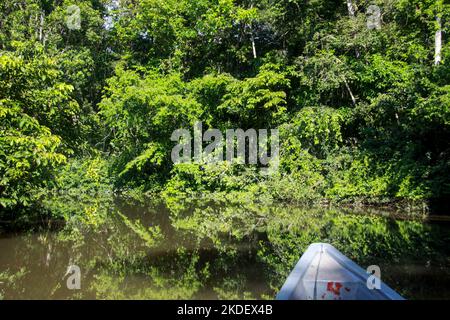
left=0, top=196, right=449, bottom=299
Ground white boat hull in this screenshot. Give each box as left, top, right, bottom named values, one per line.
left=276, top=243, right=404, bottom=300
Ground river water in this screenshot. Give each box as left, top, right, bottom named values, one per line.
left=0, top=197, right=449, bottom=299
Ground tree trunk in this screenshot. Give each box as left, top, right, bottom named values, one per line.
left=251, top=32, right=257, bottom=59
left=249, top=4, right=257, bottom=59
left=435, top=16, right=442, bottom=65
left=346, top=0, right=355, bottom=17
left=343, top=77, right=356, bottom=106
left=39, top=12, right=44, bottom=42
left=346, top=1, right=359, bottom=57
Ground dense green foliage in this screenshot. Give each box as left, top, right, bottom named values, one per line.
left=0, top=0, right=449, bottom=217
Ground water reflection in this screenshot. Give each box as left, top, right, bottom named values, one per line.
left=0, top=197, right=449, bottom=300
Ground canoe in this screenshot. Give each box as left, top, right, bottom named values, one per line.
left=276, top=243, right=404, bottom=300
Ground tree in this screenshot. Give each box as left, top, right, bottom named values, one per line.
left=0, top=54, right=67, bottom=209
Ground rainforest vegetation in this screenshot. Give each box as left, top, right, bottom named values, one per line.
left=2, top=0, right=450, bottom=301
left=1, top=0, right=450, bottom=221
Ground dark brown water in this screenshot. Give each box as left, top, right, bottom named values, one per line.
left=1, top=198, right=449, bottom=299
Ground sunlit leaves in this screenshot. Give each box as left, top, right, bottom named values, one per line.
left=0, top=100, right=66, bottom=208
